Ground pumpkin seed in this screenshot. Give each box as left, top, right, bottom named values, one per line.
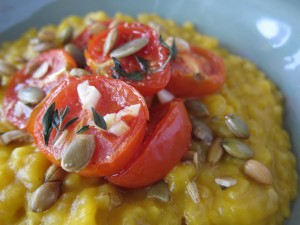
left=38, top=30, right=56, bottom=42
left=190, top=117, right=213, bottom=146
left=25, top=62, right=40, bottom=75
left=107, top=192, right=123, bottom=209
left=225, top=114, right=250, bottom=139
left=17, top=86, right=45, bottom=105
left=29, top=181, right=62, bottom=213
left=64, top=44, right=86, bottom=68
left=221, top=138, right=254, bottom=159
left=182, top=151, right=199, bottom=168
left=186, top=181, right=200, bottom=204
left=0, top=60, right=17, bottom=77
left=209, top=116, right=233, bottom=138
left=0, top=129, right=32, bottom=145
left=244, top=159, right=273, bottom=185
left=147, top=21, right=162, bottom=33
left=59, top=26, right=74, bottom=44
left=32, top=41, right=55, bottom=52
left=31, top=61, right=49, bottom=79
left=147, top=181, right=170, bottom=202
left=185, top=99, right=209, bottom=118
left=208, top=138, right=224, bottom=166
left=188, top=140, right=208, bottom=166
left=61, top=134, right=95, bottom=172
left=30, top=38, right=40, bottom=45
left=14, top=101, right=33, bottom=118
left=69, top=68, right=93, bottom=77
left=182, top=151, right=195, bottom=161
left=45, top=164, right=67, bottom=182
left=165, top=36, right=190, bottom=52
left=103, top=28, right=118, bottom=55
left=193, top=152, right=199, bottom=168
left=110, top=37, right=149, bottom=58
left=215, top=176, right=237, bottom=189
left=108, top=20, right=119, bottom=29
left=89, top=22, right=107, bottom=35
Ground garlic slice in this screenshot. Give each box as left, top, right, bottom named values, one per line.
left=77, top=80, right=101, bottom=110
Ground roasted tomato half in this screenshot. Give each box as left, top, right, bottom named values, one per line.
left=3, top=49, right=76, bottom=128
left=86, top=22, right=172, bottom=96
left=108, top=99, right=192, bottom=188
left=26, top=76, right=149, bottom=177
left=166, top=45, right=225, bottom=97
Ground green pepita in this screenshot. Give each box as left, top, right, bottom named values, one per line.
left=108, top=20, right=119, bottom=29
left=225, top=114, right=250, bottom=139
left=186, top=181, right=200, bottom=204
left=17, top=86, right=45, bottom=105
left=165, top=36, right=190, bottom=52
left=0, top=60, right=17, bottom=77
left=221, top=138, right=254, bottom=159
left=215, top=176, right=237, bottom=189
left=64, top=44, right=86, bottom=68
left=103, top=28, right=118, bottom=55
left=32, top=41, right=55, bottom=52
left=45, top=164, right=67, bottom=182
left=61, top=134, right=95, bottom=172
left=69, top=68, right=93, bottom=77
left=190, top=117, right=213, bottom=146
left=110, top=37, right=149, bottom=58
left=185, top=99, right=209, bottom=118
left=31, top=61, right=49, bottom=79
left=29, top=181, right=62, bottom=213
left=208, top=138, right=224, bottom=166
left=38, top=30, right=56, bottom=42
left=0, top=129, right=32, bottom=145
left=59, top=26, right=74, bottom=44
left=89, top=22, right=107, bottom=35
left=147, top=181, right=170, bottom=202
left=244, top=159, right=273, bottom=185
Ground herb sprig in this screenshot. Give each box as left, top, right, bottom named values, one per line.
left=76, top=125, right=90, bottom=134
left=112, top=35, right=177, bottom=81
left=92, top=107, right=107, bottom=130
left=42, top=102, right=78, bottom=146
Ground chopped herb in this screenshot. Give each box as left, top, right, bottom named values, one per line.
left=76, top=125, right=90, bottom=134
left=135, top=56, right=149, bottom=71
left=60, top=106, right=70, bottom=120
left=51, top=110, right=60, bottom=129
left=41, top=102, right=78, bottom=146
left=92, top=107, right=107, bottom=130
left=61, top=117, right=79, bottom=131
left=42, top=102, right=56, bottom=146
left=158, top=35, right=177, bottom=60
left=171, top=37, right=177, bottom=60
left=112, top=35, right=177, bottom=81
left=112, top=57, right=145, bottom=81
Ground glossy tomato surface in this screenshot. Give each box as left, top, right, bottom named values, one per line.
left=86, top=22, right=171, bottom=96
left=108, top=99, right=192, bottom=188
left=26, top=76, right=149, bottom=176
left=3, top=49, right=76, bottom=129
left=166, top=46, right=225, bottom=97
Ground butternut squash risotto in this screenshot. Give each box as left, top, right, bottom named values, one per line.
left=0, top=11, right=297, bottom=225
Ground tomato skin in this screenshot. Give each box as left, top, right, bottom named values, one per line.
left=108, top=99, right=192, bottom=188
left=86, top=22, right=171, bottom=96
left=3, top=49, right=76, bottom=129
left=26, top=76, right=149, bottom=177
left=166, top=46, right=226, bottom=97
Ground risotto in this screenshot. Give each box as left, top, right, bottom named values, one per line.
left=0, top=11, right=297, bottom=225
